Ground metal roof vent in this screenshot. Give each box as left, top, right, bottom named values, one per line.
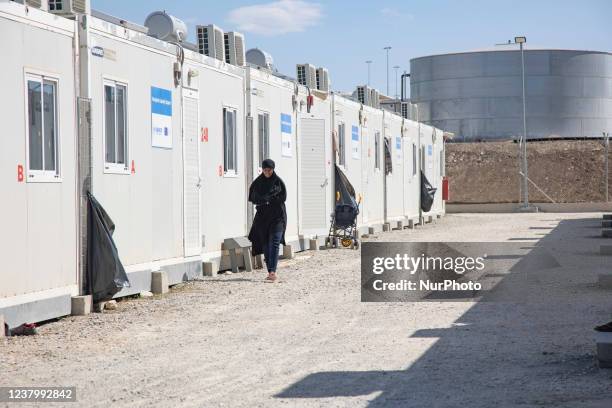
left=144, top=11, right=188, bottom=43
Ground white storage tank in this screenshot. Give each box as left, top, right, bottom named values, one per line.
left=144, top=11, right=188, bottom=42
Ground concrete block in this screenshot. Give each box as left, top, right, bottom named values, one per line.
left=368, top=227, right=375, bottom=235
left=243, top=248, right=253, bottom=272
left=394, top=220, right=403, bottom=230
left=602, top=229, right=612, bottom=238
left=596, top=331, right=612, bottom=368
left=436, top=214, right=442, bottom=219
left=598, top=274, right=612, bottom=289
left=282, top=244, right=294, bottom=259
left=427, top=215, right=433, bottom=223
left=603, top=214, right=612, bottom=220
left=203, top=262, right=218, bottom=276
left=1, top=315, right=5, bottom=338
left=382, top=223, right=391, bottom=232
left=603, top=220, right=612, bottom=228
left=151, top=271, right=169, bottom=294
left=408, top=219, right=415, bottom=229
left=309, top=239, right=319, bottom=251
left=601, top=245, right=612, bottom=256
left=71, top=295, right=92, bottom=316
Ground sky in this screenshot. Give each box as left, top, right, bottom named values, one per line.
left=91, top=0, right=612, bottom=96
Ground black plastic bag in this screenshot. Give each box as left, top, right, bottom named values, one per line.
left=421, top=173, right=437, bottom=212
left=384, top=137, right=393, bottom=175
left=335, top=165, right=359, bottom=209
left=86, top=192, right=130, bottom=302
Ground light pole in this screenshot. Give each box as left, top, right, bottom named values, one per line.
left=516, top=36, right=529, bottom=209
left=365, top=60, right=372, bottom=86
left=605, top=131, right=610, bottom=202
left=495, top=36, right=531, bottom=209
left=384, top=46, right=392, bottom=95
left=393, top=65, right=400, bottom=99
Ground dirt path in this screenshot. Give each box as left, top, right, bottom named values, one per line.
left=2, top=213, right=612, bottom=407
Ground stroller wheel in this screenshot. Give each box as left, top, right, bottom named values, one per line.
left=325, top=237, right=330, bottom=247
left=341, top=238, right=353, bottom=248
left=353, top=240, right=360, bottom=250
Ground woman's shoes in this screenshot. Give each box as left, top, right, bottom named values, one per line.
left=264, top=272, right=278, bottom=283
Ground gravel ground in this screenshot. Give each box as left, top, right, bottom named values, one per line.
left=2, top=213, right=612, bottom=408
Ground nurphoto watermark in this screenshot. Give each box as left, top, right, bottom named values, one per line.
left=361, top=242, right=565, bottom=302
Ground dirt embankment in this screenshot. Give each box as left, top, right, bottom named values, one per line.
left=445, top=140, right=612, bottom=203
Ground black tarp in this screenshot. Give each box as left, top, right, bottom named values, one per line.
left=384, top=137, right=393, bottom=175
left=86, top=192, right=130, bottom=302
left=334, top=165, right=359, bottom=228
left=420, top=173, right=437, bottom=213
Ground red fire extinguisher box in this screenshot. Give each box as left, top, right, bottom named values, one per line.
left=442, top=176, right=449, bottom=201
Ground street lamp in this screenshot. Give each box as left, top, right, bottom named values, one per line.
left=496, top=36, right=532, bottom=210
left=383, top=46, right=392, bottom=95
left=393, top=65, right=400, bottom=99
left=365, top=60, right=372, bottom=86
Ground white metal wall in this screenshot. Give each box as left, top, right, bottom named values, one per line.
left=186, top=54, right=247, bottom=257
left=89, top=20, right=184, bottom=270
left=362, top=106, right=384, bottom=225
left=384, top=112, right=406, bottom=221
left=332, top=95, right=366, bottom=226
left=403, top=120, right=421, bottom=220
left=0, top=4, right=78, bottom=300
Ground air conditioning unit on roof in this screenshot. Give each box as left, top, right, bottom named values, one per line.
left=47, top=0, right=89, bottom=15
left=316, top=67, right=330, bottom=92
left=296, top=64, right=317, bottom=89
left=197, top=24, right=225, bottom=61
left=224, top=31, right=246, bottom=66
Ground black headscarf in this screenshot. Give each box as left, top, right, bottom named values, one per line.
left=247, top=170, right=287, bottom=256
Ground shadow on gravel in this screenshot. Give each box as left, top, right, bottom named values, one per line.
left=276, top=217, right=612, bottom=407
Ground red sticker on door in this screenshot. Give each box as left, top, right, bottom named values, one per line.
left=218, top=165, right=223, bottom=176
left=17, top=164, right=24, bottom=182
left=131, top=160, right=136, bottom=174
left=201, top=127, right=209, bottom=142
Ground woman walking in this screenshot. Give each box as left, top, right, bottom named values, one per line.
left=248, top=159, right=287, bottom=282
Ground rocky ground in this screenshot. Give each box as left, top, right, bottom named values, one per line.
left=2, top=213, right=612, bottom=407
left=446, top=140, right=612, bottom=203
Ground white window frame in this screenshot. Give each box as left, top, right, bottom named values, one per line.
left=24, top=71, right=61, bottom=183
left=223, top=105, right=238, bottom=177
left=338, top=122, right=346, bottom=168
left=103, top=78, right=130, bottom=174
left=257, top=110, right=270, bottom=169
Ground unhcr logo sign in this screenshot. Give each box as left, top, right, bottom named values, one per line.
left=361, top=242, right=562, bottom=302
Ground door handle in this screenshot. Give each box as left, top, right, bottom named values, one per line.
left=320, top=178, right=328, bottom=188
left=196, top=176, right=202, bottom=188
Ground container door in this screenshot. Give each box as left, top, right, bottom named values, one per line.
left=300, top=118, right=326, bottom=234
left=183, top=90, right=202, bottom=256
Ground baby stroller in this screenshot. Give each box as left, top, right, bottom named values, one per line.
left=325, top=165, right=361, bottom=249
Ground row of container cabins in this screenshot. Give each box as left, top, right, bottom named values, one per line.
left=0, top=1, right=446, bottom=328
